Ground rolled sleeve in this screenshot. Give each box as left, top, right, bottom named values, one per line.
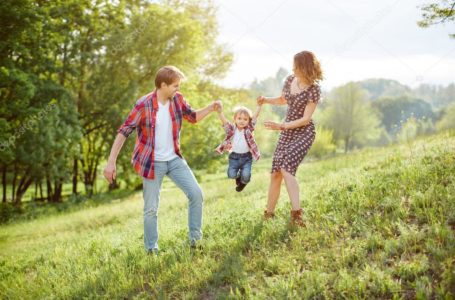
left=180, top=95, right=197, bottom=124
left=117, top=102, right=143, bottom=138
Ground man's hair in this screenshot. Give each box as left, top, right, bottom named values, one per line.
left=293, top=51, right=323, bottom=85
left=155, top=66, right=186, bottom=89
left=233, top=106, right=253, bottom=120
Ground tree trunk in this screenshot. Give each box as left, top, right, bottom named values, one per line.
left=53, top=180, right=63, bottom=203
left=2, top=165, right=6, bottom=203
left=72, top=158, right=78, bottom=195
left=15, top=176, right=33, bottom=204
left=11, top=164, right=17, bottom=203
left=344, top=136, right=350, bottom=153
left=46, top=178, right=53, bottom=202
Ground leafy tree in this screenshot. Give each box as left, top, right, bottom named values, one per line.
left=418, top=0, right=455, bottom=38
left=373, top=96, right=436, bottom=135
left=320, top=82, right=382, bottom=153
left=436, top=103, right=455, bottom=130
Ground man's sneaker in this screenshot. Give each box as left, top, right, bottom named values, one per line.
left=190, top=241, right=204, bottom=253
left=235, top=177, right=241, bottom=186
left=236, top=182, right=247, bottom=192
left=147, top=249, right=159, bottom=256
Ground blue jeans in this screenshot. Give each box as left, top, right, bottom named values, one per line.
left=227, top=152, right=253, bottom=184
left=142, top=157, right=203, bottom=251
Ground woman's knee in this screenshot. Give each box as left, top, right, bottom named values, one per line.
left=271, top=171, right=283, bottom=181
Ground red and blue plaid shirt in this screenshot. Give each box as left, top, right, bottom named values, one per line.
left=118, top=91, right=197, bottom=179
left=215, top=121, right=261, bottom=161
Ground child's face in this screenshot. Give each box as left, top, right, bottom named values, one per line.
left=234, top=113, right=250, bottom=129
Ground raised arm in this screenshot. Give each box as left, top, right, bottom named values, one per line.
left=257, top=93, right=287, bottom=106
left=252, top=103, right=263, bottom=123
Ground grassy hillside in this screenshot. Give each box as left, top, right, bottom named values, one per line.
left=1, top=133, right=454, bottom=299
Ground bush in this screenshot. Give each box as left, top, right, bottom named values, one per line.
left=308, top=126, right=337, bottom=158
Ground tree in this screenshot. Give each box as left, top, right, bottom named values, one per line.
left=436, top=103, right=455, bottom=130
left=372, top=96, right=436, bottom=135
left=320, top=83, right=382, bottom=153
left=418, top=1, right=455, bottom=38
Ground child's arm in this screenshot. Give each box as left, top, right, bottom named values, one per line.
left=217, top=108, right=229, bottom=126
left=252, top=103, right=263, bottom=124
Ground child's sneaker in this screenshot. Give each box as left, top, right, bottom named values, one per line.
left=235, top=177, right=241, bottom=186
left=236, top=182, right=247, bottom=192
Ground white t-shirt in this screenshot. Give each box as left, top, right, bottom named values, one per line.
left=231, top=128, right=250, bottom=154
left=154, top=101, right=178, bottom=161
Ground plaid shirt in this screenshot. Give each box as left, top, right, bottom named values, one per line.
left=118, top=91, right=197, bottom=179
left=215, top=121, right=261, bottom=161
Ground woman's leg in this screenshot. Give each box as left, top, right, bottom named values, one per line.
left=266, top=171, right=283, bottom=213
left=281, top=169, right=300, bottom=210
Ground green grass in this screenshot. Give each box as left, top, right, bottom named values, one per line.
left=1, top=132, right=454, bottom=299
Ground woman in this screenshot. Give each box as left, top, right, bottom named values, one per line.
left=258, top=50, right=323, bottom=226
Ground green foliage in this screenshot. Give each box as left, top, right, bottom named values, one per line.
left=373, top=96, right=436, bottom=135
left=0, top=133, right=454, bottom=298
left=418, top=0, right=455, bottom=38
left=308, top=126, right=336, bottom=158
left=320, top=82, right=382, bottom=152
left=436, top=103, right=455, bottom=130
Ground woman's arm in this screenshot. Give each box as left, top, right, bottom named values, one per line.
left=264, top=102, right=317, bottom=130
left=257, top=93, right=287, bottom=106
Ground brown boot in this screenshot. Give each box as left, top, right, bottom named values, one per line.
left=263, top=210, right=275, bottom=220
left=290, top=209, right=305, bottom=227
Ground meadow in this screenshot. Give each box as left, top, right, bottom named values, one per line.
left=0, top=132, right=454, bottom=299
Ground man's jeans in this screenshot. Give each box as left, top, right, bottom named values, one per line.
left=227, top=152, right=253, bottom=184
left=142, top=157, right=203, bottom=251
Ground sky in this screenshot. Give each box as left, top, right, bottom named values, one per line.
left=212, top=0, right=455, bottom=90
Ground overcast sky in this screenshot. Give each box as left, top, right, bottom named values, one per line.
left=212, top=0, right=455, bottom=90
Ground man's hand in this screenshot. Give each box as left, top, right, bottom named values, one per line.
left=103, top=162, right=117, bottom=184
left=213, top=100, right=223, bottom=112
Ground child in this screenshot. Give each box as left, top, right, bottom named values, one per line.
left=215, top=103, right=262, bottom=192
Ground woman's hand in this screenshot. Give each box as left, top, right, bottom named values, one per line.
left=257, top=95, right=266, bottom=105
left=264, top=121, right=285, bottom=130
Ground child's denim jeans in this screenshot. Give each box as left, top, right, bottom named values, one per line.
left=142, top=157, right=203, bottom=252
left=227, top=152, right=253, bottom=184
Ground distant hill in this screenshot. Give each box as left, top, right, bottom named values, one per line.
left=356, top=78, right=413, bottom=100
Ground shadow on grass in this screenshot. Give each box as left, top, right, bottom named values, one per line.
left=195, top=218, right=297, bottom=299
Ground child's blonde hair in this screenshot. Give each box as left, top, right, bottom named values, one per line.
left=233, top=106, right=253, bottom=121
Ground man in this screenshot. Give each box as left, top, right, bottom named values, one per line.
left=103, top=66, right=220, bottom=254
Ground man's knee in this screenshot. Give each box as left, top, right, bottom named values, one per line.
left=144, top=207, right=158, bottom=217
left=187, top=185, right=203, bottom=202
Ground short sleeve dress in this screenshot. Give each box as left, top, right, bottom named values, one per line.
left=271, top=75, right=321, bottom=176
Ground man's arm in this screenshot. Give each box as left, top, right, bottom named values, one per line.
left=195, top=100, right=221, bottom=122
left=103, top=133, right=127, bottom=184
